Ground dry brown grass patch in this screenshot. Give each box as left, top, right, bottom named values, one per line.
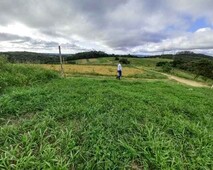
left=39, top=64, right=144, bottom=76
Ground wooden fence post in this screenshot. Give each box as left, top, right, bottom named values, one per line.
left=59, top=45, right=65, bottom=77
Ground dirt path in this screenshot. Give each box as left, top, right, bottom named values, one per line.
left=135, top=67, right=210, bottom=87
left=161, top=73, right=209, bottom=87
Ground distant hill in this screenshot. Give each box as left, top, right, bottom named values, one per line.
left=0, top=51, right=138, bottom=64
left=1, top=50, right=212, bottom=64
left=147, top=51, right=213, bottom=60
left=0, top=51, right=60, bottom=64
left=65, top=51, right=137, bottom=61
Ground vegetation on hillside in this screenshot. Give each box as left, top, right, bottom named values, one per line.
left=0, top=51, right=136, bottom=64
left=1, top=51, right=212, bottom=81
left=0, top=52, right=60, bottom=64
left=149, top=51, right=213, bottom=60
left=0, top=57, right=59, bottom=93
left=156, top=51, right=213, bottom=80
left=66, top=51, right=135, bottom=63
left=172, top=58, right=213, bottom=79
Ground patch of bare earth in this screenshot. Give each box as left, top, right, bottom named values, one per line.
left=131, top=161, right=143, bottom=170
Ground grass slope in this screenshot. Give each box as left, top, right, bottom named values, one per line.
left=0, top=58, right=59, bottom=93
left=0, top=77, right=213, bottom=169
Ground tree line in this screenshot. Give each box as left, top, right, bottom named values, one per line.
left=0, top=51, right=136, bottom=64
left=0, top=52, right=60, bottom=64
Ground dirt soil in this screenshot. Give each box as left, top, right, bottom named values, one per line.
left=162, top=73, right=209, bottom=87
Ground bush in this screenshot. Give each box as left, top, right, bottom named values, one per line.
left=156, top=61, right=169, bottom=67
left=194, top=59, right=213, bottom=79
left=67, top=61, right=76, bottom=64
left=115, top=56, right=119, bottom=60
left=119, top=58, right=130, bottom=64
left=162, top=63, right=172, bottom=73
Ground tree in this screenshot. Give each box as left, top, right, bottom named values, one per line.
left=194, top=59, right=213, bottom=79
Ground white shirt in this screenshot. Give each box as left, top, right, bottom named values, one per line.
left=117, top=63, right=122, bottom=71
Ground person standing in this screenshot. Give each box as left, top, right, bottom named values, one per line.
left=117, top=62, right=122, bottom=80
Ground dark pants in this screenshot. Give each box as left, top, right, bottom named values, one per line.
left=117, top=70, right=122, bottom=79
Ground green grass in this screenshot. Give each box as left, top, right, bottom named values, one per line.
left=127, top=71, right=167, bottom=79
left=74, top=57, right=172, bottom=67
left=0, top=57, right=60, bottom=93
left=67, top=71, right=109, bottom=77
left=0, top=77, right=213, bottom=169
left=127, top=68, right=168, bottom=79
left=128, top=58, right=172, bottom=67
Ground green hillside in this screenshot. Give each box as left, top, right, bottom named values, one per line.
left=1, top=51, right=212, bottom=82
left=0, top=57, right=59, bottom=93
left=0, top=59, right=213, bottom=169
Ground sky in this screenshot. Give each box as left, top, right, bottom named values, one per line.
left=0, top=0, right=213, bottom=55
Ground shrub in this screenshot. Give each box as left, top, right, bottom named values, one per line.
left=162, top=63, right=172, bottom=73
left=156, top=61, right=169, bottom=67
left=115, top=56, right=119, bottom=60
left=119, top=58, right=130, bottom=64
left=67, top=61, right=76, bottom=64
left=194, top=59, right=213, bottom=79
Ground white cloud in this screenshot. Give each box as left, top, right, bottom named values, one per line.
left=131, top=27, right=213, bottom=54
left=0, top=0, right=213, bottom=55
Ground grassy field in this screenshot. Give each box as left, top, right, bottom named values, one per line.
left=35, top=57, right=169, bottom=80
left=0, top=57, right=213, bottom=169
left=72, top=57, right=172, bottom=67
left=1, top=77, right=213, bottom=169
left=39, top=64, right=144, bottom=77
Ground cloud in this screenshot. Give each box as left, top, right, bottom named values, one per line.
left=0, top=32, right=86, bottom=53
left=0, top=33, right=25, bottom=41
left=0, top=0, right=213, bottom=54
left=131, top=27, right=213, bottom=54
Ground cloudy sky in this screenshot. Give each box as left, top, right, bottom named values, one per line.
left=0, top=0, right=213, bottom=55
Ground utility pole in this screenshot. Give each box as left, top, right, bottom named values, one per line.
left=59, top=45, right=65, bottom=77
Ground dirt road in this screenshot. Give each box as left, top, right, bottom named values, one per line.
left=136, top=67, right=210, bottom=87
left=162, top=73, right=209, bottom=87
